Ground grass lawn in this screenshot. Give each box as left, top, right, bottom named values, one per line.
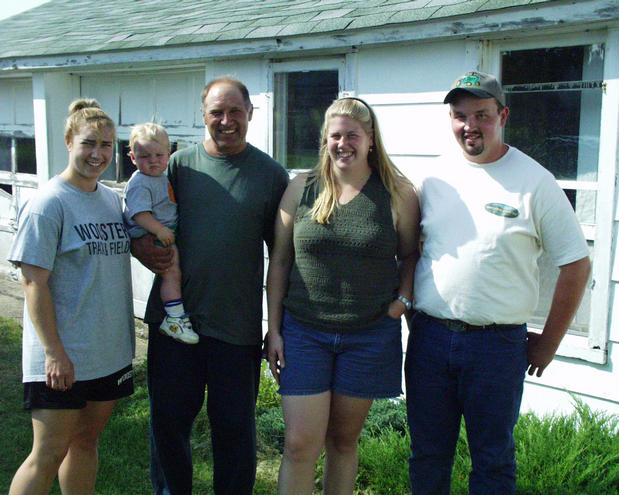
left=1, top=315, right=617, bottom=494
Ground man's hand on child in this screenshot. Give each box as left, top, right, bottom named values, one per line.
left=130, top=234, right=174, bottom=274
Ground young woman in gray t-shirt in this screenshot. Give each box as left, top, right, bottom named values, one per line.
left=7, top=99, right=135, bottom=495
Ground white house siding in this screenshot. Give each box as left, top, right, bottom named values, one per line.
left=0, top=77, right=37, bottom=275
left=80, top=71, right=205, bottom=139
left=521, top=343, right=619, bottom=416
left=355, top=41, right=464, bottom=179
left=206, top=58, right=271, bottom=153
left=0, top=79, right=34, bottom=126
left=1, top=5, right=618, bottom=419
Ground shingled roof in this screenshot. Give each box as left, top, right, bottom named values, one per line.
left=0, top=0, right=558, bottom=57
left=0, top=0, right=616, bottom=67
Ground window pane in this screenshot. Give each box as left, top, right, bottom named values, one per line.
left=504, top=90, right=601, bottom=181
left=274, top=70, right=338, bottom=169
left=503, top=46, right=588, bottom=84
left=502, top=45, right=603, bottom=182
left=15, top=137, right=36, bottom=174
left=118, top=140, right=135, bottom=181
left=0, top=136, right=10, bottom=172
left=106, top=139, right=179, bottom=183
left=98, top=142, right=117, bottom=181
left=529, top=241, right=593, bottom=336
left=502, top=45, right=603, bottom=337
left=565, top=189, right=596, bottom=226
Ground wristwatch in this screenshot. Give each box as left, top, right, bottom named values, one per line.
left=397, top=295, right=412, bottom=311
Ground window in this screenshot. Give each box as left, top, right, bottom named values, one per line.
left=0, top=77, right=36, bottom=190
left=0, top=136, right=10, bottom=172
left=98, top=138, right=190, bottom=185
left=15, top=137, right=36, bottom=174
left=501, top=44, right=604, bottom=340
left=0, top=78, right=36, bottom=233
left=99, top=139, right=135, bottom=183
left=273, top=68, right=339, bottom=169
left=0, top=134, right=36, bottom=175
left=0, top=133, right=36, bottom=234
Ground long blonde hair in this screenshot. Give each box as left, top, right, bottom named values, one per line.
left=309, top=97, right=409, bottom=224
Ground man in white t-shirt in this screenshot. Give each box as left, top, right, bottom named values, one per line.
left=405, top=71, right=591, bottom=495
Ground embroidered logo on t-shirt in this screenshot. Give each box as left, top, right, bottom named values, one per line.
left=485, top=203, right=519, bottom=218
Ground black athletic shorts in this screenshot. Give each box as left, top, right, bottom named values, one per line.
left=23, top=365, right=134, bottom=410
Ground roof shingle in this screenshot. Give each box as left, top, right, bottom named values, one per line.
left=0, top=0, right=608, bottom=61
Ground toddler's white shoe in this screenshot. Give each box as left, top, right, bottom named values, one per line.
left=159, top=315, right=199, bottom=344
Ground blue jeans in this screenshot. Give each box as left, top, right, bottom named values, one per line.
left=404, top=312, right=528, bottom=495
left=147, top=324, right=261, bottom=495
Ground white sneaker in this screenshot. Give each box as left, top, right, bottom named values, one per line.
left=159, top=315, right=199, bottom=344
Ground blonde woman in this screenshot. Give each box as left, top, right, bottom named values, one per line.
left=266, top=97, right=420, bottom=494
left=8, top=99, right=134, bottom=495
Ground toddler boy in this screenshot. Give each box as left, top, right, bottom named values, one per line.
left=123, top=123, right=199, bottom=344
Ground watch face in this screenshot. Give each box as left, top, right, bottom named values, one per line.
left=398, top=296, right=411, bottom=310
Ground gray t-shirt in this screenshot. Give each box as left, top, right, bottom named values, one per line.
left=144, top=143, right=289, bottom=345
left=123, top=170, right=178, bottom=238
left=7, top=176, right=135, bottom=382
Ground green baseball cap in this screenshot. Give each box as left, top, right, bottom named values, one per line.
left=444, top=71, right=506, bottom=106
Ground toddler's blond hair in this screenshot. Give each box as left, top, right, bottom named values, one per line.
left=129, top=123, right=170, bottom=153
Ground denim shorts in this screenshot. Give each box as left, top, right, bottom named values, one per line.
left=23, top=365, right=134, bottom=410
left=278, top=311, right=402, bottom=399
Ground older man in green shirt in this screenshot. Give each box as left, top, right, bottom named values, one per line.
left=132, top=77, right=288, bottom=495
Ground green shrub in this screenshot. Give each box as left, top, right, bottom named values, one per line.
left=190, top=404, right=212, bottom=462
left=357, top=428, right=410, bottom=493
left=514, top=400, right=619, bottom=495
left=256, top=406, right=285, bottom=455
left=363, top=398, right=408, bottom=438
left=257, top=360, right=281, bottom=415
left=450, top=423, right=471, bottom=494
left=190, top=360, right=280, bottom=461
left=253, top=460, right=280, bottom=495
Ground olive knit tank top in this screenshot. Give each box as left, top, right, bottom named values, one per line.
left=283, top=171, right=399, bottom=333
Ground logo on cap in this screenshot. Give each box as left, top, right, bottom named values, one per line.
left=444, top=71, right=506, bottom=106
left=456, top=73, right=481, bottom=88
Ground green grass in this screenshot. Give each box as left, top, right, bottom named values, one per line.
left=0, top=317, right=34, bottom=492
left=1, top=315, right=617, bottom=494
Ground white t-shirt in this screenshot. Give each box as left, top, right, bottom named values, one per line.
left=412, top=146, right=589, bottom=325
left=7, top=176, right=135, bottom=382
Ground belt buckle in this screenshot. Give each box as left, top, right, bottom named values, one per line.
left=439, top=317, right=468, bottom=332
left=451, top=319, right=470, bottom=332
